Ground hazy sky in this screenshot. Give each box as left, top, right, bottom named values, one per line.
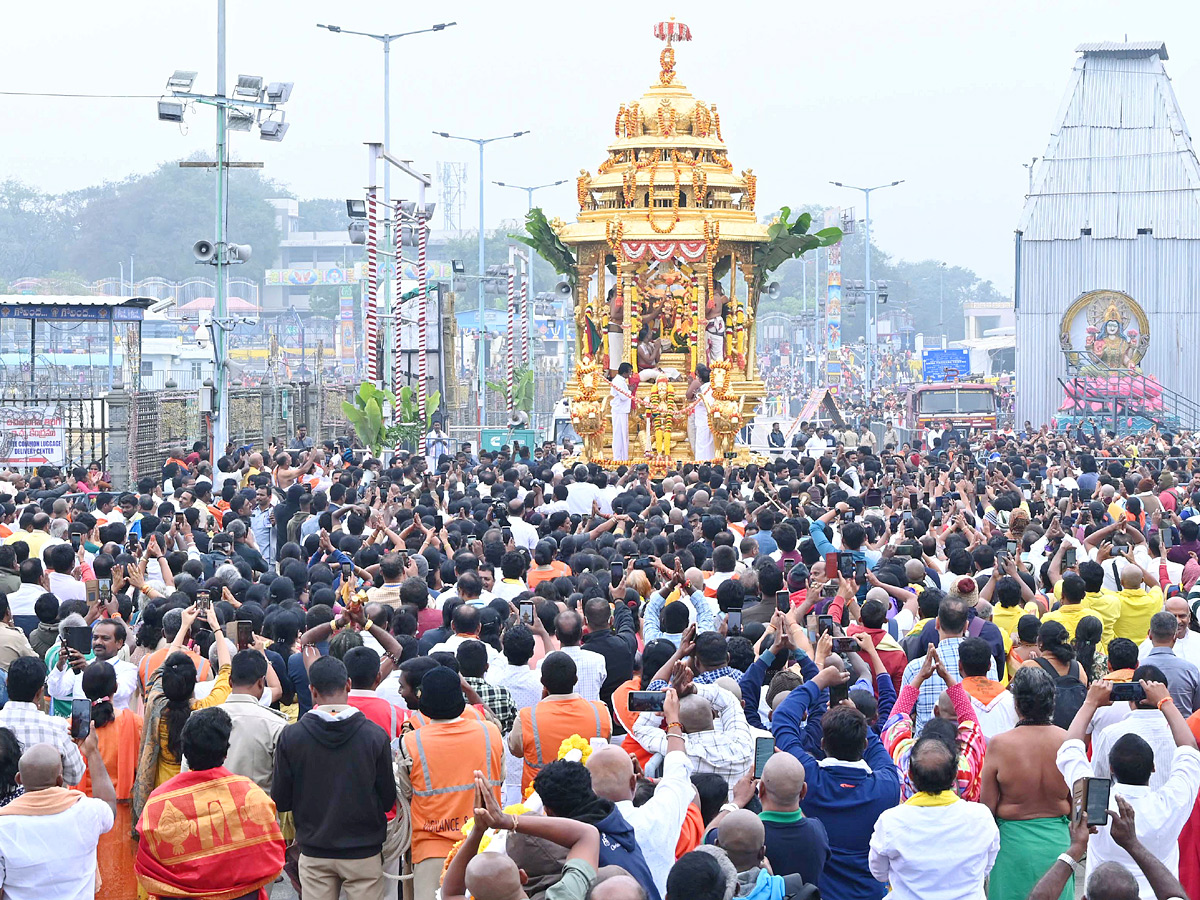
left=4, top=0, right=1200, bottom=292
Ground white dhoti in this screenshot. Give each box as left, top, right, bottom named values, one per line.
left=692, top=387, right=715, bottom=461
left=612, top=411, right=630, bottom=460
left=607, top=331, right=624, bottom=370
left=706, top=325, right=726, bottom=364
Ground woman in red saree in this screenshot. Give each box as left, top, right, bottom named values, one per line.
left=78, top=661, right=143, bottom=899
left=136, top=706, right=284, bottom=900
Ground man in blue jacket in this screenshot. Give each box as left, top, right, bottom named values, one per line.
left=771, top=664, right=900, bottom=900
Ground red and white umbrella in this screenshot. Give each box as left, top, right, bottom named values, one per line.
left=653, top=20, right=692, bottom=43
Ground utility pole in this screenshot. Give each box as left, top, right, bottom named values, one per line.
left=830, top=180, right=904, bottom=396
left=1023, top=157, right=1039, bottom=196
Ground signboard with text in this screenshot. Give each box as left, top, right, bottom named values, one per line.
left=0, top=406, right=66, bottom=465
left=922, top=348, right=970, bottom=382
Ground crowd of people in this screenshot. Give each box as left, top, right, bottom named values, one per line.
left=2, top=423, right=1200, bottom=900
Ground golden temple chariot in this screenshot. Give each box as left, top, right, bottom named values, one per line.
left=550, top=21, right=789, bottom=469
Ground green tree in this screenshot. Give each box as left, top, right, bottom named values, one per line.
left=64, top=153, right=284, bottom=284
left=297, top=198, right=348, bottom=233
left=0, top=180, right=73, bottom=282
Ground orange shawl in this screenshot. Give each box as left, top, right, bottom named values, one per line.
left=961, top=676, right=1008, bottom=705
left=0, top=786, right=84, bottom=817
left=135, top=768, right=285, bottom=900
left=79, top=709, right=142, bottom=800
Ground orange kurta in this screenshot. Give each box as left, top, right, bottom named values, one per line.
left=80, top=709, right=143, bottom=900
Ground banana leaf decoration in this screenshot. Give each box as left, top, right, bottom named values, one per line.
left=751, top=207, right=842, bottom=295
left=511, top=208, right=578, bottom=285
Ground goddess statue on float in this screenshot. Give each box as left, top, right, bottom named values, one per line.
left=1057, top=289, right=1167, bottom=430
left=519, top=19, right=839, bottom=470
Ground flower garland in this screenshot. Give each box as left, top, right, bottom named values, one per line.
left=712, top=104, right=723, bottom=141
left=577, top=171, right=592, bottom=210
left=741, top=170, right=756, bottom=211
left=615, top=104, right=626, bottom=138
left=647, top=153, right=682, bottom=234
left=625, top=103, right=641, bottom=139
left=693, top=102, right=712, bottom=138
left=558, top=734, right=593, bottom=765
left=656, top=101, right=677, bottom=138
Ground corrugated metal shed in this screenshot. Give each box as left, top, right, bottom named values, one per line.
left=1075, top=41, right=1169, bottom=59
left=1015, top=43, right=1200, bottom=425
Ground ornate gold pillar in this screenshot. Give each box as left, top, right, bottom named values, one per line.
left=576, top=259, right=596, bottom=364
left=740, top=256, right=757, bottom=379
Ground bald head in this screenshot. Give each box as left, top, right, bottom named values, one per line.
left=17, top=743, right=63, bottom=792
left=685, top=567, right=704, bottom=592
left=678, top=694, right=715, bottom=733
left=464, top=852, right=525, bottom=900
left=933, top=689, right=957, bottom=720
left=589, top=874, right=648, bottom=900
left=587, top=745, right=636, bottom=803
left=1120, top=565, right=1144, bottom=590
left=717, top=809, right=766, bottom=872
left=904, top=559, right=926, bottom=583
left=760, top=752, right=805, bottom=810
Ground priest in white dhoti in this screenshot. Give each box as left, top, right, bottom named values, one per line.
left=611, top=362, right=633, bottom=461
left=691, top=364, right=716, bottom=461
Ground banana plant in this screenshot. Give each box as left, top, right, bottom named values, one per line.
left=751, top=207, right=843, bottom=295
left=389, top=386, right=443, bottom=450
left=487, top=365, right=535, bottom=416
left=341, top=381, right=393, bottom=457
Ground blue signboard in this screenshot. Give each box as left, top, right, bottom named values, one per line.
left=922, top=348, right=969, bottom=382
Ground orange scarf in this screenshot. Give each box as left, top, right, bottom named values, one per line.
left=0, top=786, right=84, bottom=817
left=961, top=676, right=1007, bottom=705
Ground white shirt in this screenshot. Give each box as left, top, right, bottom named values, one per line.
left=0, top=795, right=114, bottom=900
left=616, top=749, right=694, bottom=900
left=508, top=517, right=539, bottom=553
left=46, top=573, right=85, bottom=604
left=556, top=645, right=607, bottom=703
left=487, top=657, right=545, bottom=805
left=967, top=690, right=1018, bottom=743
left=1057, top=739, right=1200, bottom=899
left=428, top=633, right=500, bottom=663
left=491, top=579, right=529, bottom=602
left=7, top=584, right=42, bottom=618
left=805, top=434, right=827, bottom=459
left=1092, top=709, right=1177, bottom=790
left=610, top=375, right=632, bottom=416
left=565, top=482, right=600, bottom=516
left=47, top=657, right=137, bottom=712
left=1140, top=631, right=1200, bottom=670
left=869, top=797, right=999, bottom=900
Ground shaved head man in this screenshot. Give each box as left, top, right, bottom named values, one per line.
left=16, top=742, right=63, bottom=790
left=587, top=744, right=638, bottom=802
left=589, top=873, right=649, bottom=900
left=717, top=809, right=768, bottom=871
left=756, top=752, right=830, bottom=886
left=464, top=853, right=525, bottom=900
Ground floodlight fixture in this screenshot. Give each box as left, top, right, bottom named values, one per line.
left=158, top=101, right=185, bottom=123
left=348, top=221, right=367, bottom=244
left=316, top=23, right=342, bottom=32
left=259, top=119, right=289, bottom=142
left=233, top=75, right=264, bottom=100
left=266, top=82, right=293, bottom=104
left=452, top=259, right=466, bottom=274
left=227, top=108, right=255, bottom=131
left=346, top=199, right=367, bottom=218
left=167, top=70, right=197, bottom=91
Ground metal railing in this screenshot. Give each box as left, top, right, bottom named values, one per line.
left=1059, top=349, right=1200, bottom=433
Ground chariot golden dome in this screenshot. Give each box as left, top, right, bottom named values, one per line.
left=561, top=19, right=766, bottom=245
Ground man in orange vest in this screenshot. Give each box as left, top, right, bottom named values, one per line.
left=400, top=666, right=503, bottom=900
left=507, top=651, right=612, bottom=792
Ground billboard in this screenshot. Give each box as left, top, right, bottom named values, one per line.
left=0, top=406, right=66, bottom=466
left=823, top=208, right=842, bottom=387
left=922, top=348, right=970, bottom=382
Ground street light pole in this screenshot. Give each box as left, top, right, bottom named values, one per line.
left=829, top=180, right=904, bottom=396
left=432, top=132, right=530, bottom=435
left=938, top=262, right=946, bottom=348
left=213, top=0, right=229, bottom=457
left=317, top=21, right=455, bottom=386
left=493, top=179, right=567, bottom=365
